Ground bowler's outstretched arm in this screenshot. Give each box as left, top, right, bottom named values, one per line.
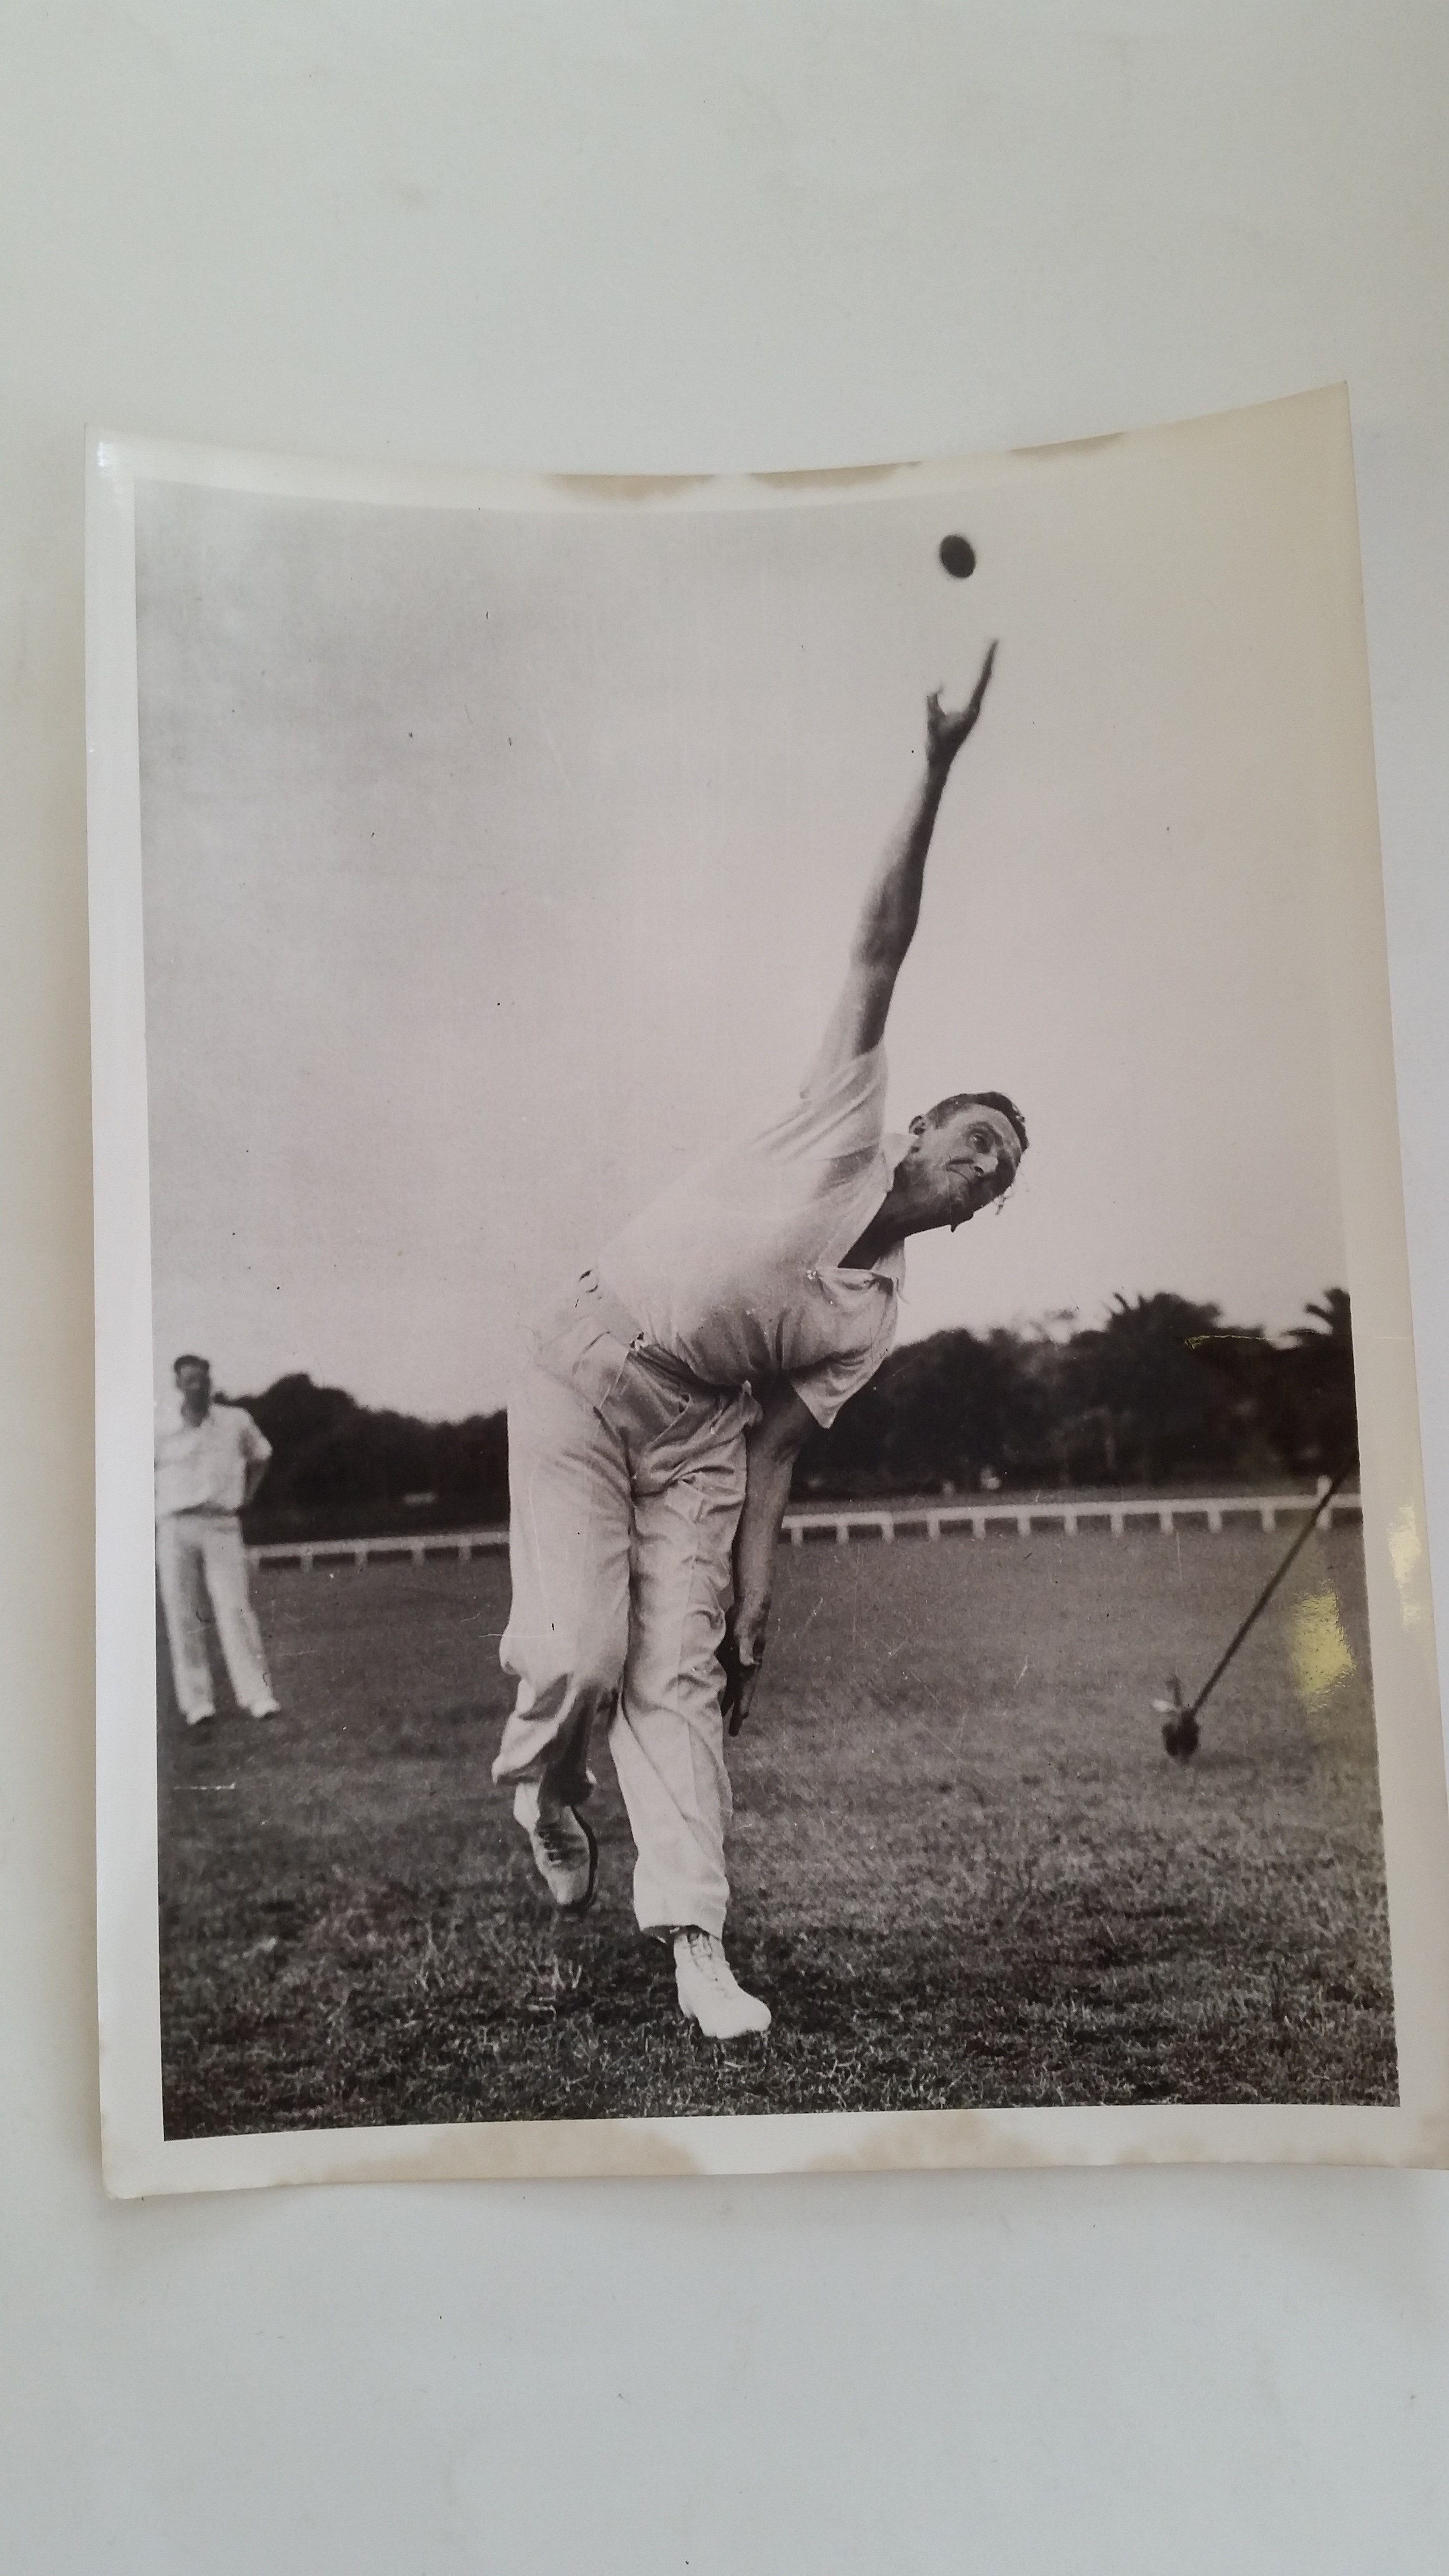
left=804, top=640, right=998, bottom=1093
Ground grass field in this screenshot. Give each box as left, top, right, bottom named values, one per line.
left=158, top=1523, right=1396, bottom=2136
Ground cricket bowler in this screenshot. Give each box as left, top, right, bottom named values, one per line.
left=493, top=643, right=1026, bottom=2038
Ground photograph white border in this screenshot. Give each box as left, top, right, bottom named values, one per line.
left=88, top=392, right=1449, bottom=2196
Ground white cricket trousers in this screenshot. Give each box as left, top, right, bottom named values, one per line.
left=156, top=1508, right=275, bottom=1719
left=494, top=1275, right=753, bottom=1938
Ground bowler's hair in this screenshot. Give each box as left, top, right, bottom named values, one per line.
left=925, top=1091, right=1029, bottom=1158
left=172, top=1352, right=211, bottom=1374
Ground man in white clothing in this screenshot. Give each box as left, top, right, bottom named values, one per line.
left=495, top=645, right=1026, bottom=2037
left=155, top=1354, right=281, bottom=1725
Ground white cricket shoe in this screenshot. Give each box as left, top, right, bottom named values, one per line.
left=246, top=1696, right=282, bottom=1719
left=514, top=1782, right=598, bottom=1913
left=183, top=1706, right=215, bottom=1729
left=674, top=1929, right=771, bottom=2039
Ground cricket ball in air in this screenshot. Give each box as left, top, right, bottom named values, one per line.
left=938, top=533, right=977, bottom=579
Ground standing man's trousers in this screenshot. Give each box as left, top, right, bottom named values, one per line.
left=494, top=1274, right=753, bottom=1937
left=156, top=1508, right=275, bottom=1719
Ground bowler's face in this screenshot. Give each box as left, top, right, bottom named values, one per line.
left=175, top=1361, right=211, bottom=1409
left=907, top=1106, right=1021, bottom=1227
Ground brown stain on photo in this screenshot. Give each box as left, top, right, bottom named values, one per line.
left=549, top=474, right=713, bottom=504
left=754, top=463, right=907, bottom=491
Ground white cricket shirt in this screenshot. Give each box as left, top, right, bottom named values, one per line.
left=154, top=1398, right=273, bottom=1518
left=599, top=1046, right=906, bottom=1427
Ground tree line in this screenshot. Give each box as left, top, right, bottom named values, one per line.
left=235, top=1288, right=1357, bottom=1543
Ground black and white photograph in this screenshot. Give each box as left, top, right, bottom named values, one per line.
left=90, top=391, right=1449, bottom=2188
left=23, top=11, right=1449, bottom=2570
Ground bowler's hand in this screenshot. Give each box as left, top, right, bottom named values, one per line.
left=718, top=1605, right=769, bottom=1737
left=926, top=640, right=998, bottom=773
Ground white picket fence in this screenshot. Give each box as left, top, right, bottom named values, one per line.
left=248, top=1489, right=1359, bottom=1573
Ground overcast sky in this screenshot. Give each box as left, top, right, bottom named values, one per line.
left=137, top=399, right=1354, bottom=1417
